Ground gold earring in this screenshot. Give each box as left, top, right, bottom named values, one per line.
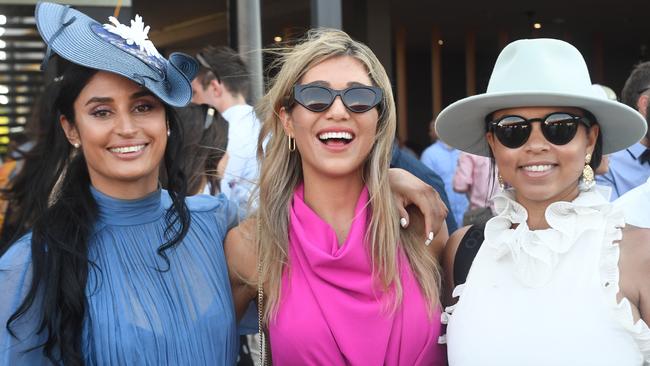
left=288, top=135, right=296, bottom=152
left=498, top=174, right=505, bottom=190
left=581, top=153, right=595, bottom=189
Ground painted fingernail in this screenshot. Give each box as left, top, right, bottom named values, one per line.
left=428, top=231, right=434, bottom=240
left=400, top=217, right=408, bottom=228
left=425, top=238, right=432, bottom=246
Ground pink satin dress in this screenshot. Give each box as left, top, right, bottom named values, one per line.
left=268, top=185, right=446, bottom=365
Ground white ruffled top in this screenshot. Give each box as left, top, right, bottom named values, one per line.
left=441, top=188, right=650, bottom=366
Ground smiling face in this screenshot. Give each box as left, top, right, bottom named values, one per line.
left=60, top=71, right=168, bottom=197
left=486, top=106, right=599, bottom=208
left=280, top=55, right=380, bottom=182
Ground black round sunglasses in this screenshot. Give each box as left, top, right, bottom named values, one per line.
left=292, top=84, right=383, bottom=113
left=487, top=112, right=594, bottom=149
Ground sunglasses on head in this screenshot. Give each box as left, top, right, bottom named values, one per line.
left=292, top=84, right=383, bottom=113
left=196, top=52, right=220, bottom=82
left=487, top=112, right=593, bottom=149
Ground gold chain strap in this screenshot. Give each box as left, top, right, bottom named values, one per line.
left=257, top=219, right=269, bottom=366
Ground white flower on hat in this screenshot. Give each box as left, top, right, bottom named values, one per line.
left=103, top=15, right=161, bottom=58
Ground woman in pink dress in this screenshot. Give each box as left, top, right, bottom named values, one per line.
left=225, top=29, right=447, bottom=365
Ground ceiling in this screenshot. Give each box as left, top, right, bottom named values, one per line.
left=130, top=0, right=649, bottom=52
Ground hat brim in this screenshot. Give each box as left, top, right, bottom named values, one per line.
left=435, top=91, right=648, bottom=156
left=35, top=2, right=194, bottom=107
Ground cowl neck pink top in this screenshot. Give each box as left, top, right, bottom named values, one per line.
left=268, top=184, right=446, bottom=365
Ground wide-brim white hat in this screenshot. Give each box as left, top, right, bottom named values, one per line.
left=435, top=38, right=647, bottom=156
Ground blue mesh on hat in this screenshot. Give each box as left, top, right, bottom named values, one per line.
left=35, top=1, right=198, bottom=107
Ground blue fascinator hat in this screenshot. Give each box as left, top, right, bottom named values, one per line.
left=35, top=1, right=198, bottom=107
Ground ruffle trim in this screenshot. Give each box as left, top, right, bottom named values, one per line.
left=438, top=191, right=650, bottom=361
left=484, top=188, right=614, bottom=287
left=599, top=210, right=650, bottom=364
left=438, top=284, right=465, bottom=344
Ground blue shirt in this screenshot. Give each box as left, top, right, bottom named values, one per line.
left=391, top=144, right=458, bottom=233
left=596, top=142, right=650, bottom=200
left=0, top=188, right=239, bottom=365
left=420, top=142, right=469, bottom=228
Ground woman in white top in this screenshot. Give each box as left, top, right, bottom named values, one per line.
left=436, top=38, right=650, bottom=365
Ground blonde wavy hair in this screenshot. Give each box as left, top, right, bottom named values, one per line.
left=255, top=28, right=440, bottom=323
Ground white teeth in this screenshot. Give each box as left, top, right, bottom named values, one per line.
left=318, top=131, right=353, bottom=140
left=523, top=164, right=553, bottom=172
left=109, top=145, right=145, bottom=154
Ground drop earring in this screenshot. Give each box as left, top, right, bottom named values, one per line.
left=581, top=153, right=595, bottom=190
left=498, top=174, right=505, bottom=190
left=288, top=135, right=296, bottom=152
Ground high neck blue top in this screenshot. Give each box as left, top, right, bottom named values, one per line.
left=0, top=187, right=239, bottom=365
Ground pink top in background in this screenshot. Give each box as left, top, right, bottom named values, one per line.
left=453, top=152, right=498, bottom=210
left=268, top=184, right=445, bottom=366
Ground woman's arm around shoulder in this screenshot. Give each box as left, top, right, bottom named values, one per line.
left=224, top=219, right=258, bottom=320
left=619, top=226, right=650, bottom=324
left=442, top=225, right=472, bottom=307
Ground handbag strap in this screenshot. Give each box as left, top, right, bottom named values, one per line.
left=257, top=219, right=269, bottom=366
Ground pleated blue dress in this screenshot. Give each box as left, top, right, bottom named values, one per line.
left=0, top=187, right=238, bottom=365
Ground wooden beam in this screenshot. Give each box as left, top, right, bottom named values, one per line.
left=431, top=26, right=442, bottom=116
left=395, top=26, right=408, bottom=144
left=149, top=12, right=227, bottom=48
left=592, top=34, right=605, bottom=84
left=498, top=30, right=509, bottom=50
left=465, top=30, right=476, bottom=96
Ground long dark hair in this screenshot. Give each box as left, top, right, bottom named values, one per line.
left=0, top=77, right=62, bottom=248
left=3, top=62, right=191, bottom=365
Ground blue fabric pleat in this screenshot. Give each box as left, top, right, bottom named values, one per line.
left=0, top=188, right=238, bottom=365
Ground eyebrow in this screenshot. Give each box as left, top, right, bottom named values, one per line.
left=304, top=80, right=372, bottom=88
left=84, top=90, right=156, bottom=106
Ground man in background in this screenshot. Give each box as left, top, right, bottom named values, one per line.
left=596, top=62, right=650, bottom=199
left=192, top=46, right=261, bottom=215
left=420, top=117, right=468, bottom=228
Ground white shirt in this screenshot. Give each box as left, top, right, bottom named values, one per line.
left=614, top=177, right=650, bottom=229
left=443, top=189, right=650, bottom=366
left=221, top=104, right=261, bottom=217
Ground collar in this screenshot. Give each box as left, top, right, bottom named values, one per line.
left=485, top=188, right=614, bottom=287
left=221, top=103, right=254, bottom=123
left=91, top=186, right=164, bottom=226
left=439, top=141, right=455, bottom=151
left=626, top=142, right=647, bottom=159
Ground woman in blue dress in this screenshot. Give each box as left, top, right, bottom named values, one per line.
left=0, top=3, right=238, bottom=364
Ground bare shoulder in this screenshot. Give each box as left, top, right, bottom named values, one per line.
left=225, top=218, right=259, bottom=319
left=618, top=226, right=650, bottom=321
left=619, top=226, right=650, bottom=274
left=224, top=218, right=258, bottom=284
left=443, top=226, right=473, bottom=278
left=442, top=225, right=472, bottom=306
